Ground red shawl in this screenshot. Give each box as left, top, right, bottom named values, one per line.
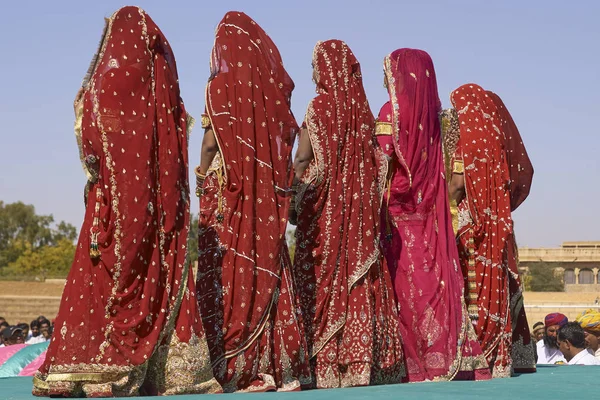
left=486, top=91, right=534, bottom=211
left=34, top=7, right=220, bottom=397
left=452, top=84, right=515, bottom=376
left=378, top=50, right=490, bottom=382
left=294, top=40, right=404, bottom=388
left=197, top=12, right=309, bottom=392
left=452, top=84, right=512, bottom=244
left=486, top=91, right=536, bottom=373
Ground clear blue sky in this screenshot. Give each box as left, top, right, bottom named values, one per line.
left=0, top=0, right=598, bottom=247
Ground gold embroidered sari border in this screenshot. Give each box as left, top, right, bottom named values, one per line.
left=32, top=363, right=144, bottom=391
left=375, top=121, right=392, bottom=136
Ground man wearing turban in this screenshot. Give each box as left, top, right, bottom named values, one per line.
left=576, top=309, right=600, bottom=361
left=536, top=313, right=568, bottom=364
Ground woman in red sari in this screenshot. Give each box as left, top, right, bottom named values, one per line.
left=448, top=85, right=535, bottom=377
left=195, top=12, right=310, bottom=393
left=376, top=49, right=491, bottom=382
left=32, top=6, right=221, bottom=397
left=293, top=40, right=405, bottom=388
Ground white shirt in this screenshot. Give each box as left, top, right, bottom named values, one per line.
left=568, top=349, right=600, bottom=365
left=536, top=339, right=566, bottom=364
left=25, top=335, right=47, bottom=345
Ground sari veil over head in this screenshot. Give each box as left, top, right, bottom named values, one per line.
left=197, top=11, right=310, bottom=393
left=450, top=84, right=536, bottom=377
left=377, top=49, right=490, bottom=382
left=450, top=84, right=535, bottom=377
left=485, top=91, right=534, bottom=211
left=33, top=6, right=221, bottom=397
left=294, top=40, right=404, bottom=388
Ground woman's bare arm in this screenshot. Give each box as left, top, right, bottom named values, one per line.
left=198, top=128, right=218, bottom=175
left=293, top=128, right=314, bottom=180
left=449, top=173, right=465, bottom=205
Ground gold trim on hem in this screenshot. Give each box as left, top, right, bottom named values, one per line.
left=45, top=372, right=128, bottom=383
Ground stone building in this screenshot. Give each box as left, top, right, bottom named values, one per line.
left=519, top=241, right=600, bottom=292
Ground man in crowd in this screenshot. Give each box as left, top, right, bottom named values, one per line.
left=532, top=321, right=545, bottom=342
left=17, top=322, right=30, bottom=339
left=26, top=319, right=46, bottom=344
left=536, top=313, right=568, bottom=364
left=1, top=326, right=25, bottom=347
left=39, top=318, right=52, bottom=341
left=557, top=322, right=600, bottom=365
left=576, top=309, right=600, bottom=361
left=0, top=320, right=8, bottom=336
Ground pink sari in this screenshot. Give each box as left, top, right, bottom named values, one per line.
left=377, top=49, right=491, bottom=382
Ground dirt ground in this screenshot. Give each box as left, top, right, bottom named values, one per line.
left=0, top=280, right=597, bottom=302
left=0, top=281, right=64, bottom=297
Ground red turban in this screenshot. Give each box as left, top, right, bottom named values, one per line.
left=545, top=313, right=568, bottom=327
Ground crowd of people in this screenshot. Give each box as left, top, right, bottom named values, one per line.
left=0, top=5, right=588, bottom=398
left=0, top=316, right=53, bottom=347
left=533, top=310, right=600, bottom=366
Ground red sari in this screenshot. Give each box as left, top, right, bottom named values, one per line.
left=451, top=84, right=535, bottom=377
left=33, top=7, right=221, bottom=397
left=377, top=49, right=491, bottom=382
left=294, top=40, right=405, bottom=388
left=490, top=91, right=536, bottom=373
left=196, top=12, right=310, bottom=393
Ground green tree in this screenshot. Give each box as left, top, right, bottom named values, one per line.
left=2, top=239, right=76, bottom=279
left=54, top=221, right=78, bottom=242
left=0, top=201, right=54, bottom=250
left=526, top=262, right=564, bottom=292
left=522, top=273, right=532, bottom=291
left=186, top=213, right=199, bottom=266
left=286, top=228, right=296, bottom=263
left=0, top=201, right=78, bottom=275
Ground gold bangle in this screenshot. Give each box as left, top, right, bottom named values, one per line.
left=194, top=166, right=207, bottom=179
left=453, top=160, right=464, bottom=174
left=195, top=177, right=206, bottom=198
left=201, top=114, right=211, bottom=129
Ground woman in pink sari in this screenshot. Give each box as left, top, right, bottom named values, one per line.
left=32, top=7, right=221, bottom=397
left=376, top=49, right=491, bottom=382
left=292, top=40, right=405, bottom=388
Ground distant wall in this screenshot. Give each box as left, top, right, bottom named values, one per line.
left=523, top=291, right=600, bottom=328
left=565, top=284, right=600, bottom=293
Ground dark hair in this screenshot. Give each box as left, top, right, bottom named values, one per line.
left=30, top=320, right=40, bottom=329
left=0, top=321, right=9, bottom=329
left=533, top=321, right=544, bottom=330
left=39, top=318, right=51, bottom=327
left=558, top=322, right=587, bottom=349
left=17, top=323, right=29, bottom=330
